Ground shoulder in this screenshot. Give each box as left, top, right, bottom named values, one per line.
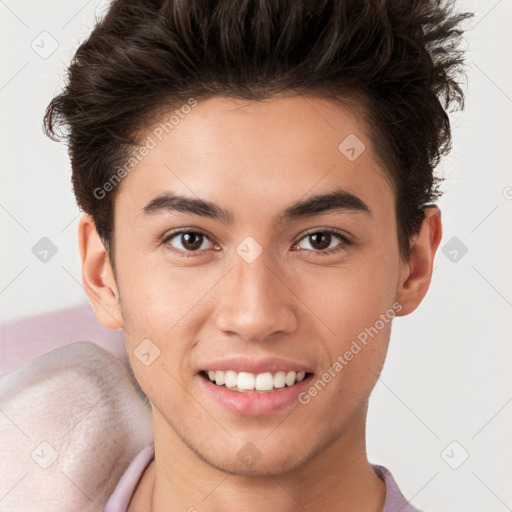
left=0, top=341, right=153, bottom=512
left=373, top=464, right=427, bottom=512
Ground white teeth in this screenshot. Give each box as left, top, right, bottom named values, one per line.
left=273, top=371, right=286, bottom=388
left=205, top=369, right=308, bottom=392
left=237, top=372, right=255, bottom=390
left=285, top=371, right=297, bottom=386
left=224, top=370, right=238, bottom=388
left=255, top=372, right=274, bottom=391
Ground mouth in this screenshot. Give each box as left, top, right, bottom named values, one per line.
left=197, top=363, right=315, bottom=415
left=196, top=356, right=315, bottom=415
left=199, top=369, right=313, bottom=393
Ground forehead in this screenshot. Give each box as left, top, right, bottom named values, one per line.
left=115, top=95, right=394, bottom=224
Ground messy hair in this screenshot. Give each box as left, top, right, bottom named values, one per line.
left=44, top=0, right=472, bottom=260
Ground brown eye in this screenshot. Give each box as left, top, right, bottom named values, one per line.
left=293, top=229, right=352, bottom=257
left=307, top=232, right=332, bottom=251
left=180, top=232, right=204, bottom=251
left=164, top=230, right=214, bottom=254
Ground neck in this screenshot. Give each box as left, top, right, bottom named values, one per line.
left=131, top=403, right=385, bottom=512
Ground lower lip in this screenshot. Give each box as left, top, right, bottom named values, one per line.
left=197, top=373, right=313, bottom=416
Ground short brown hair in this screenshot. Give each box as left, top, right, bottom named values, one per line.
left=44, top=0, right=472, bottom=260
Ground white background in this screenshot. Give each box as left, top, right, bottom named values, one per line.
left=1, top=1, right=511, bottom=510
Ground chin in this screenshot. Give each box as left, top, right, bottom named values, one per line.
left=187, top=437, right=313, bottom=477
left=210, top=453, right=307, bottom=477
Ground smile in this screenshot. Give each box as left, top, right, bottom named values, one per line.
left=203, top=370, right=309, bottom=393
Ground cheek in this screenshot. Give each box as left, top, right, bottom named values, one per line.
left=114, top=251, right=226, bottom=397
left=295, top=240, right=400, bottom=403
left=299, top=248, right=399, bottom=340
left=114, top=243, right=217, bottom=334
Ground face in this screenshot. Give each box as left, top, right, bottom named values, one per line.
left=81, top=94, right=436, bottom=476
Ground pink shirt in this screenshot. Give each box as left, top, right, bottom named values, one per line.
left=103, top=442, right=423, bottom=512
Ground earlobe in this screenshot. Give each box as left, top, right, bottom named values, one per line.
left=396, top=207, right=442, bottom=316
left=77, top=214, right=124, bottom=329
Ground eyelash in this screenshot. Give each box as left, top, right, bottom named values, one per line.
left=161, top=228, right=352, bottom=259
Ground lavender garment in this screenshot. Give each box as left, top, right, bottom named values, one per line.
left=104, top=442, right=423, bottom=512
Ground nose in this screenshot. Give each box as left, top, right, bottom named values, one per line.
left=213, top=249, right=298, bottom=343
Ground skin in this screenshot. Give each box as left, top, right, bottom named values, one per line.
left=78, top=94, right=442, bottom=512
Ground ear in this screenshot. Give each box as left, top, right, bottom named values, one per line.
left=396, top=206, right=442, bottom=316
left=77, top=214, right=124, bottom=329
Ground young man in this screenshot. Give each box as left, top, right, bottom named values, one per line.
left=42, top=0, right=471, bottom=510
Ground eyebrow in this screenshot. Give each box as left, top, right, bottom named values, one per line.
left=142, top=187, right=371, bottom=224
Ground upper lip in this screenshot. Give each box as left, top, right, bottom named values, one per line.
left=201, top=357, right=313, bottom=375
